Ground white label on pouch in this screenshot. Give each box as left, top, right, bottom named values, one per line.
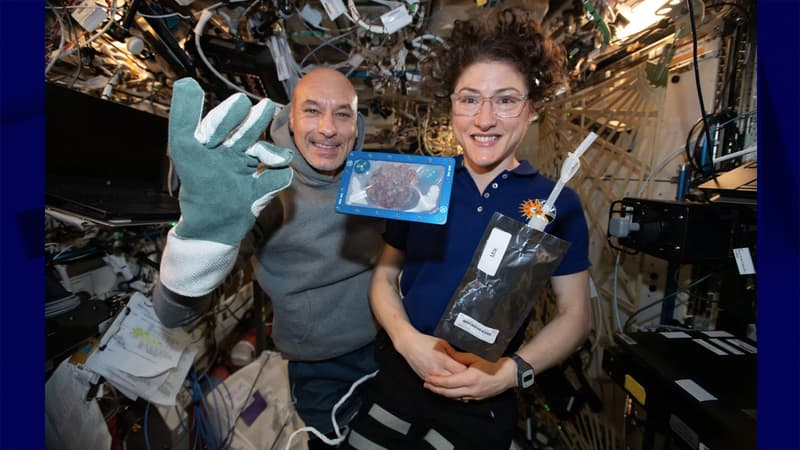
left=454, top=312, right=499, bottom=344
left=477, top=228, right=511, bottom=276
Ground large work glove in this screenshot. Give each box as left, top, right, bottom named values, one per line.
left=160, top=78, right=293, bottom=299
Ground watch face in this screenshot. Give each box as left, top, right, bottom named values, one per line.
left=513, top=354, right=535, bottom=388
left=521, top=369, right=534, bottom=388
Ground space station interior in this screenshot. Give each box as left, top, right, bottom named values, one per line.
left=44, top=0, right=757, bottom=449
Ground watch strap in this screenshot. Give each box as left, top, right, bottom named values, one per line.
left=511, top=353, right=535, bottom=389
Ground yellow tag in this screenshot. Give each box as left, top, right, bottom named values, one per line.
left=624, top=374, right=646, bottom=405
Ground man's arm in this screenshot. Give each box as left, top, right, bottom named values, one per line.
left=152, top=226, right=264, bottom=328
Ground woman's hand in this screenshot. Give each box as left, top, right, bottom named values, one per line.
left=422, top=348, right=516, bottom=401
left=394, top=329, right=469, bottom=380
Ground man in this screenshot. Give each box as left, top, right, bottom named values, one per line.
left=153, top=67, right=382, bottom=447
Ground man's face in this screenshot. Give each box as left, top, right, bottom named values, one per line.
left=289, top=70, right=358, bottom=176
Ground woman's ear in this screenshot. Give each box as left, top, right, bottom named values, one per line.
left=528, top=103, right=538, bottom=124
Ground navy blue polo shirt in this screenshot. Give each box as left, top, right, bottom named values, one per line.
left=384, top=155, right=591, bottom=337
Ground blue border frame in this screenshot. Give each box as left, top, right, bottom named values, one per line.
left=757, top=0, right=800, bottom=448
left=1, top=1, right=45, bottom=448
left=336, top=151, right=456, bottom=224
left=1, top=1, right=797, bottom=448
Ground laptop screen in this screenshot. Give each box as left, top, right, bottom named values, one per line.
left=45, top=83, right=180, bottom=224
left=45, top=82, right=171, bottom=191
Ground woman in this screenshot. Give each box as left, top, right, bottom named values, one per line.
left=345, top=8, right=592, bottom=449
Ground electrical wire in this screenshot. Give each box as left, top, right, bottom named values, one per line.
left=686, top=0, right=716, bottom=180
left=45, top=1, right=67, bottom=75
left=298, top=6, right=360, bottom=34
left=144, top=402, right=153, bottom=450
left=207, top=373, right=237, bottom=449
left=611, top=252, right=624, bottom=332
left=138, top=11, right=193, bottom=19
left=284, top=369, right=380, bottom=450
left=194, top=7, right=262, bottom=101
left=346, top=0, right=389, bottom=34
left=298, top=29, right=358, bottom=69
left=217, top=352, right=272, bottom=446
left=636, top=143, right=691, bottom=198
left=46, top=0, right=119, bottom=71
left=623, top=273, right=712, bottom=332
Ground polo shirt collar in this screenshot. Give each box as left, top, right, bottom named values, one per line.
left=454, top=154, right=539, bottom=176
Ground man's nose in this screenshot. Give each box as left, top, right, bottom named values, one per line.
left=318, top=112, right=336, bottom=136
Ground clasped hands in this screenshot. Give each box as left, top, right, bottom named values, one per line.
left=396, top=331, right=516, bottom=402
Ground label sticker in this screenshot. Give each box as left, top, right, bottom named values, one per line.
left=733, top=247, right=756, bottom=275
left=454, top=312, right=498, bottom=344
left=320, top=0, right=346, bottom=20
left=675, top=379, right=717, bottom=402
left=702, top=330, right=733, bottom=338
left=380, top=6, right=412, bottom=34
left=239, top=391, right=267, bottom=426
left=661, top=331, right=691, bottom=338
left=624, top=374, right=646, bottom=405
left=669, top=413, right=699, bottom=449
left=477, top=228, right=511, bottom=276
left=728, top=338, right=757, bottom=354
left=694, top=339, right=727, bottom=356
left=709, top=338, right=744, bottom=355
left=617, top=333, right=637, bottom=346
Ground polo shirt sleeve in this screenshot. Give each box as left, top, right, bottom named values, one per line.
left=382, top=219, right=410, bottom=251
left=551, top=187, right=591, bottom=276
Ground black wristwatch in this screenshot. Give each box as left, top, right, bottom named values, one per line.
left=511, top=354, right=535, bottom=389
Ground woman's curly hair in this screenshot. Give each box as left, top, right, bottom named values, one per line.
left=422, top=7, right=568, bottom=109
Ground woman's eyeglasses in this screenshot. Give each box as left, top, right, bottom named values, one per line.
left=450, top=93, right=529, bottom=118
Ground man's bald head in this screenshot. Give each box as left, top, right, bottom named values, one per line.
left=289, top=68, right=359, bottom=176
left=294, top=67, right=358, bottom=110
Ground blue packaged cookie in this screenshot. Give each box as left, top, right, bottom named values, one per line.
left=335, top=151, right=455, bottom=224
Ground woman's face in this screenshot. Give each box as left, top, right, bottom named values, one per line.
left=450, top=60, right=534, bottom=174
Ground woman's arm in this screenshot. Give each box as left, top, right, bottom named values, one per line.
left=370, top=243, right=468, bottom=379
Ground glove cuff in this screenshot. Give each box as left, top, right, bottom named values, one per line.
left=160, top=227, right=238, bottom=297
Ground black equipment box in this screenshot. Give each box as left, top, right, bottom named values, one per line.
left=603, top=331, right=756, bottom=450
left=609, top=198, right=752, bottom=263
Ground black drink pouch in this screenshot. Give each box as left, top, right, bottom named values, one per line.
left=434, top=212, right=571, bottom=361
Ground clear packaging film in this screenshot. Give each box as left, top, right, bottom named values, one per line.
left=335, top=151, right=455, bottom=224
left=434, top=212, right=572, bottom=361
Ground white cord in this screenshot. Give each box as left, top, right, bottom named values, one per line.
left=611, top=252, right=624, bottom=332
left=411, top=34, right=447, bottom=50
left=194, top=8, right=263, bottom=101
left=284, top=369, right=379, bottom=450
left=346, top=0, right=388, bottom=34
left=712, top=144, right=756, bottom=164
left=635, top=144, right=687, bottom=198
